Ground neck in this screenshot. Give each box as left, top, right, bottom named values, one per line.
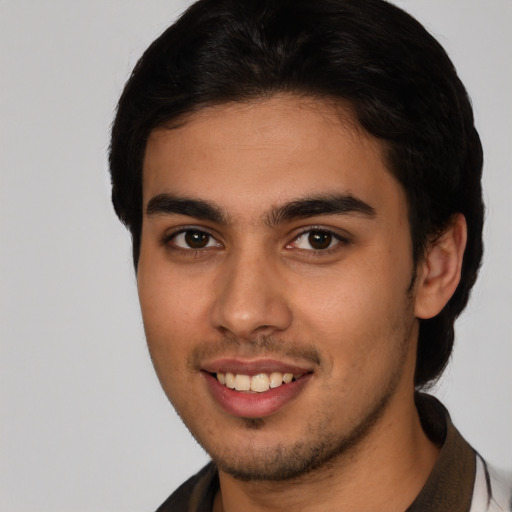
left=214, top=389, right=439, bottom=512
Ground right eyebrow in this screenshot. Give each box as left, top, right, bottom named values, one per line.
left=145, top=194, right=227, bottom=224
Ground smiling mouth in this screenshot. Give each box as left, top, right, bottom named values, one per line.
left=213, top=371, right=305, bottom=393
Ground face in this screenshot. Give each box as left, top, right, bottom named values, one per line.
left=138, top=95, right=420, bottom=481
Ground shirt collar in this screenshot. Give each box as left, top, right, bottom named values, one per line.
left=406, top=393, right=476, bottom=512
left=183, top=394, right=477, bottom=512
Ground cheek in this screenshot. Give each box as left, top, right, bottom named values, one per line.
left=137, top=259, right=205, bottom=377
left=138, top=251, right=209, bottom=330
left=294, top=263, right=403, bottom=333
left=291, top=256, right=413, bottom=372
left=137, top=272, right=201, bottom=408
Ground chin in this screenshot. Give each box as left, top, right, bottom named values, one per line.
left=203, top=393, right=390, bottom=482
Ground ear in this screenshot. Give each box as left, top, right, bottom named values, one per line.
left=414, top=214, right=467, bottom=319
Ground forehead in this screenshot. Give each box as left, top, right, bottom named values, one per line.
left=142, top=94, right=405, bottom=223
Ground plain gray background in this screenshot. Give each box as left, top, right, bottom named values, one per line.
left=1, top=1, right=510, bottom=510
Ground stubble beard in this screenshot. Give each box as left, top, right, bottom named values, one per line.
left=184, top=332, right=412, bottom=483
left=174, top=291, right=416, bottom=483
left=212, top=357, right=405, bottom=482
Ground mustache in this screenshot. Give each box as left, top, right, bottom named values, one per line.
left=187, top=335, right=322, bottom=370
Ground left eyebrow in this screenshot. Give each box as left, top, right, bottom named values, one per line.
left=266, top=194, right=376, bottom=227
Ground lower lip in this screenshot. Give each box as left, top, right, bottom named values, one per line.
left=203, top=372, right=312, bottom=418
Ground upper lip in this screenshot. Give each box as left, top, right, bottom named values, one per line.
left=201, top=358, right=314, bottom=376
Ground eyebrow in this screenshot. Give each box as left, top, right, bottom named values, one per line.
left=146, top=194, right=227, bottom=224
left=266, top=194, right=376, bottom=227
left=145, top=192, right=376, bottom=226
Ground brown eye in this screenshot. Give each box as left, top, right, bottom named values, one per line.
left=308, top=231, right=333, bottom=250
left=168, top=229, right=220, bottom=250
left=290, top=229, right=344, bottom=252
left=184, top=230, right=210, bottom=248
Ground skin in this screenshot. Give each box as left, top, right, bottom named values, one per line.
left=138, top=94, right=466, bottom=511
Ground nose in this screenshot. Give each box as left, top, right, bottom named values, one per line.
left=210, top=249, right=293, bottom=340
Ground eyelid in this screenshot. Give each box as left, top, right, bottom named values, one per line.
left=286, top=226, right=350, bottom=252
left=160, top=224, right=349, bottom=254
left=161, top=225, right=223, bottom=250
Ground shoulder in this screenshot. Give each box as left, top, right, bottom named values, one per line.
left=469, top=455, right=512, bottom=512
left=155, top=462, right=218, bottom=512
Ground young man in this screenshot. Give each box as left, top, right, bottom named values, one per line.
left=109, top=0, right=511, bottom=510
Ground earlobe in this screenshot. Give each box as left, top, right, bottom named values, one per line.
left=414, top=214, right=467, bottom=319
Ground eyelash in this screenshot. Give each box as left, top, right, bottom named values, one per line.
left=287, top=227, right=348, bottom=254
left=161, top=226, right=349, bottom=256
left=161, top=227, right=222, bottom=256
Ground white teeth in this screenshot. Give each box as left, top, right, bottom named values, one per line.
left=225, top=372, right=236, bottom=389
left=269, top=372, right=284, bottom=388
left=215, top=371, right=301, bottom=392
left=251, top=373, right=270, bottom=392
left=234, top=374, right=251, bottom=391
